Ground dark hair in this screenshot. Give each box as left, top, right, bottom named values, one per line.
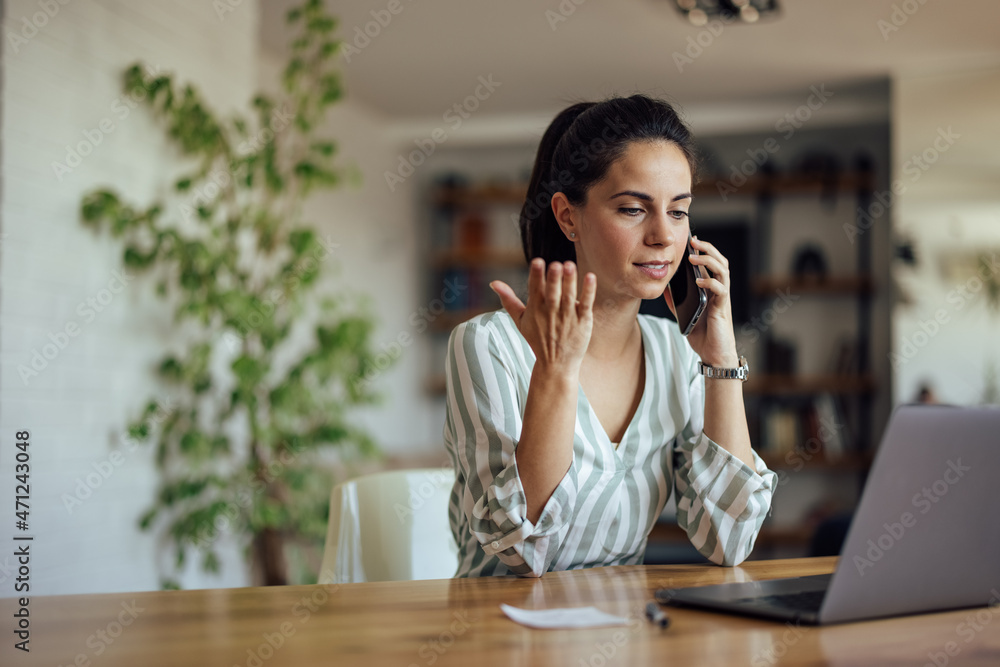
left=519, top=94, right=699, bottom=264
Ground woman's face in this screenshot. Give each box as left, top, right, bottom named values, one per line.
left=562, top=139, right=693, bottom=305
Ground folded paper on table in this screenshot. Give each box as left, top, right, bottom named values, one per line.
left=499, top=603, right=629, bottom=629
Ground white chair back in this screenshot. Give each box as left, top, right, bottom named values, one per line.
left=319, top=468, right=458, bottom=584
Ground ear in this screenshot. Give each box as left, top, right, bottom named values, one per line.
left=550, top=192, right=578, bottom=241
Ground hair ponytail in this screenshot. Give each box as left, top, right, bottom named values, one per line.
left=519, top=102, right=594, bottom=265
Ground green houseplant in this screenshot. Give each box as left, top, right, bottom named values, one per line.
left=80, top=0, right=387, bottom=587
left=976, top=251, right=1000, bottom=404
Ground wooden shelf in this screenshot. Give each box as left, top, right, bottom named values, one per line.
left=692, top=170, right=874, bottom=198
left=752, top=275, right=873, bottom=296
left=744, top=374, right=875, bottom=396
left=430, top=247, right=526, bottom=270
left=427, top=307, right=500, bottom=334
left=759, top=450, right=873, bottom=472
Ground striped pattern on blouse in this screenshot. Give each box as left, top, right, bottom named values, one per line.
left=442, top=309, right=777, bottom=578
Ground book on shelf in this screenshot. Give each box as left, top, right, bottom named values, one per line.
left=430, top=207, right=453, bottom=249
left=436, top=267, right=503, bottom=315
left=830, top=335, right=859, bottom=375
left=439, top=268, right=472, bottom=311
left=761, top=405, right=800, bottom=459
left=813, top=393, right=845, bottom=461
left=756, top=393, right=849, bottom=465
left=454, top=210, right=488, bottom=250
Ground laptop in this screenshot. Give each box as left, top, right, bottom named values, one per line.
left=657, top=404, right=1000, bottom=624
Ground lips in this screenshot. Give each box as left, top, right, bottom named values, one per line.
left=634, top=263, right=670, bottom=279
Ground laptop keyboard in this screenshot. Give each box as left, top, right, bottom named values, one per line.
left=740, top=590, right=826, bottom=612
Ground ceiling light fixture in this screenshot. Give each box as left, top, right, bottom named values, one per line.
left=671, top=0, right=779, bottom=25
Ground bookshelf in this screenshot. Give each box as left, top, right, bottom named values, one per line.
left=679, top=158, right=880, bottom=561
left=422, top=174, right=530, bottom=389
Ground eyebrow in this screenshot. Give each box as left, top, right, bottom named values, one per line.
left=609, top=190, right=693, bottom=203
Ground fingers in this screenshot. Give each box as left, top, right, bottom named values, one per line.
left=690, top=255, right=730, bottom=295
left=546, top=261, right=563, bottom=308
left=524, top=257, right=595, bottom=315
left=578, top=270, right=597, bottom=313
left=690, top=237, right=730, bottom=272
left=489, top=280, right=526, bottom=321
left=688, top=237, right=731, bottom=296
left=515, top=258, right=594, bottom=369
left=696, top=275, right=729, bottom=298
left=527, top=257, right=546, bottom=305
left=559, top=261, right=577, bottom=318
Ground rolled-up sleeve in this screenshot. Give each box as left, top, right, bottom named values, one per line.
left=444, top=319, right=578, bottom=577
left=672, top=356, right=777, bottom=566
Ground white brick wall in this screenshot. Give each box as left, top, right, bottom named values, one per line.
left=1, top=0, right=259, bottom=595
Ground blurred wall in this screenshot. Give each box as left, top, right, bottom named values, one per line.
left=891, top=66, right=1000, bottom=406
left=1, top=0, right=260, bottom=595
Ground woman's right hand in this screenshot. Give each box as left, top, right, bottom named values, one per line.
left=489, top=258, right=596, bottom=377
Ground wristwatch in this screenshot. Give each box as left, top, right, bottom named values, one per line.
left=698, top=356, right=749, bottom=382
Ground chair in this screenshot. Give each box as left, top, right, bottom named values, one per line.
left=318, top=468, right=459, bottom=584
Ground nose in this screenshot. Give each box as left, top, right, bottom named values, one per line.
left=645, top=211, right=678, bottom=248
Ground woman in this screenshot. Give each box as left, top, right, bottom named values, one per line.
left=443, top=94, right=777, bottom=578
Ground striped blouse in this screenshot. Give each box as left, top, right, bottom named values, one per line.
left=442, top=309, right=777, bottom=578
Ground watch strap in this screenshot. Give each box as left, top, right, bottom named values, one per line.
left=698, top=356, right=749, bottom=382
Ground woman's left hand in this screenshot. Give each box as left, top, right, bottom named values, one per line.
left=664, top=235, right=739, bottom=367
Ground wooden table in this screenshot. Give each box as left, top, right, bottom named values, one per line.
left=4, top=557, right=999, bottom=666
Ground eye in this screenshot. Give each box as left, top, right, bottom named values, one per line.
left=619, top=207, right=644, bottom=217
left=669, top=210, right=690, bottom=220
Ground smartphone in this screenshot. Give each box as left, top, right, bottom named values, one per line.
left=666, top=232, right=708, bottom=336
